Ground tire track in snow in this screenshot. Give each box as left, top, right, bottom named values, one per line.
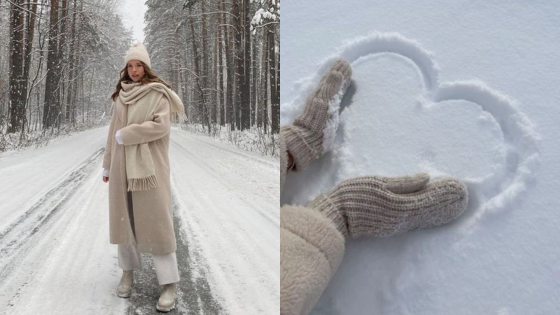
left=168, top=135, right=279, bottom=314
left=171, top=131, right=278, bottom=203
left=169, top=135, right=278, bottom=225
left=124, top=193, right=223, bottom=315
left=0, top=147, right=104, bottom=281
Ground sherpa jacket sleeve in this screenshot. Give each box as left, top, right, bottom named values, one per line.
left=281, top=205, right=345, bottom=315
left=102, top=103, right=118, bottom=170
left=118, top=97, right=171, bottom=145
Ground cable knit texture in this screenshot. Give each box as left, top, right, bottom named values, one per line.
left=283, top=59, right=352, bottom=171
left=309, top=173, right=468, bottom=239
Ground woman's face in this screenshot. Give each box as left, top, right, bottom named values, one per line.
left=127, top=60, right=145, bottom=82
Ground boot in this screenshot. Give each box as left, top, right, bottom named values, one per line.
left=116, top=270, right=133, bottom=298
left=156, top=283, right=177, bottom=312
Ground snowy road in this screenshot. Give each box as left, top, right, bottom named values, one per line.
left=0, top=126, right=279, bottom=315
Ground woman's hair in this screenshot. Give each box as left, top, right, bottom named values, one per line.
left=111, top=61, right=172, bottom=101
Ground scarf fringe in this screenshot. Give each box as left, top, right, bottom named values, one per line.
left=127, top=175, right=159, bottom=192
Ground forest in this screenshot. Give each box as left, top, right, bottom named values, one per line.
left=0, top=0, right=280, bottom=156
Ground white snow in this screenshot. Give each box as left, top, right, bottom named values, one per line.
left=169, top=128, right=279, bottom=314
left=322, top=78, right=350, bottom=154
left=0, top=127, right=279, bottom=314
left=281, top=2, right=559, bottom=314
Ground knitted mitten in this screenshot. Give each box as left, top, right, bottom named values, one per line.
left=309, top=173, right=468, bottom=238
left=280, top=174, right=468, bottom=315
left=281, top=59, right=352, bottom=172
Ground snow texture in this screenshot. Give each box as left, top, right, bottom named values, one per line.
left=0, top=127, right=279, bottom=315
left=281, top=1, right=559, bottom=314
left=181, top=123, right=279, bottom=158
left=322, top=79, right=350, bottom=154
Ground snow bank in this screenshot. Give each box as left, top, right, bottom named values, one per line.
left=177, top=123, right=279, bottom=158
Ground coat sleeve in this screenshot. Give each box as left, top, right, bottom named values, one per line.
left=119, top=96, right=171, bottom=145
left=280, top=205, right=345, bottom=315
left=102, top=103, right=118, bottom=170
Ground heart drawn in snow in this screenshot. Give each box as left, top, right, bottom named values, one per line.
left=281, top=33, right=540, bottom=230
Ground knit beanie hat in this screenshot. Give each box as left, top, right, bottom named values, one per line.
left=125, top=42, right=151, bottom=68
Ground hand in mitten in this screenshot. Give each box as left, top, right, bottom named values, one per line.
left=280, top=173, right=468, bottom=315
left=281, top=59, right=352, bottom=186
left=310, top=173, right=468, bottom=238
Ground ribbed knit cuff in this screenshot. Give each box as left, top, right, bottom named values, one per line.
left=308, top=193, right=349, bottom=238
left=281, top=125, right=321, bottom=172
left=310, top=176, right=468, bottom=239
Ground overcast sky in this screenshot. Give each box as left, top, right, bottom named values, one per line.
left=117, top=0, right=147, bottom=43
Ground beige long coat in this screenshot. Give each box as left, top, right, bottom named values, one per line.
left=102, top=86, right=176, bottom=255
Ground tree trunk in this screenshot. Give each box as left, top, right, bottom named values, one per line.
left=8, top=0, right=25, bottom=134
left=218, top=3, right=225, bottom=126
left=263, top=34, right=269, bottom=133
left=66, top=0, right=78, bottom=125
left=258, top=31, right=267, bottom=129
left=20, top=0, right=39, bottom=133
left=58, top=0, right=68, bottom=127
left=43, top=0, right=61, bottom=129
left=251, top=27, right=257, bottom=128
left=238, top=0, right=250, bottom=131
left=201, top=0, right=210, bottom=133
left=233, top=0, right=241, bottom=130
left=227, top=0, right=236, bottom=131
left=213, top=30, right=219, bottom=126
left=188, top=5, right=204, bottom=128
left=268, top=25, right=279, bottom=134
left=74, top=0, right=83, bottom=124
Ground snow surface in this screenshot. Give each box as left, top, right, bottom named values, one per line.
left=322, top=78, right=350, bottom=154
left=281, top=2, right=559, bottom=314
left=0, top=127, right=279, bottom=314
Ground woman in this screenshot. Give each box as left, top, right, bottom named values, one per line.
left=102, top=42, right=185, bottom=312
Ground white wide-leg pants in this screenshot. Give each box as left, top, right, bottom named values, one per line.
left=118, top=244, right=180, bottom=285
left=120, top=191, right=179, bottom=285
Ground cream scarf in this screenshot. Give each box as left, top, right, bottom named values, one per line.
left=119, top=81, right=185, bottom=191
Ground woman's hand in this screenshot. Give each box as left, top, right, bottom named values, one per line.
left=102, top=168, right=110, bottom=183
